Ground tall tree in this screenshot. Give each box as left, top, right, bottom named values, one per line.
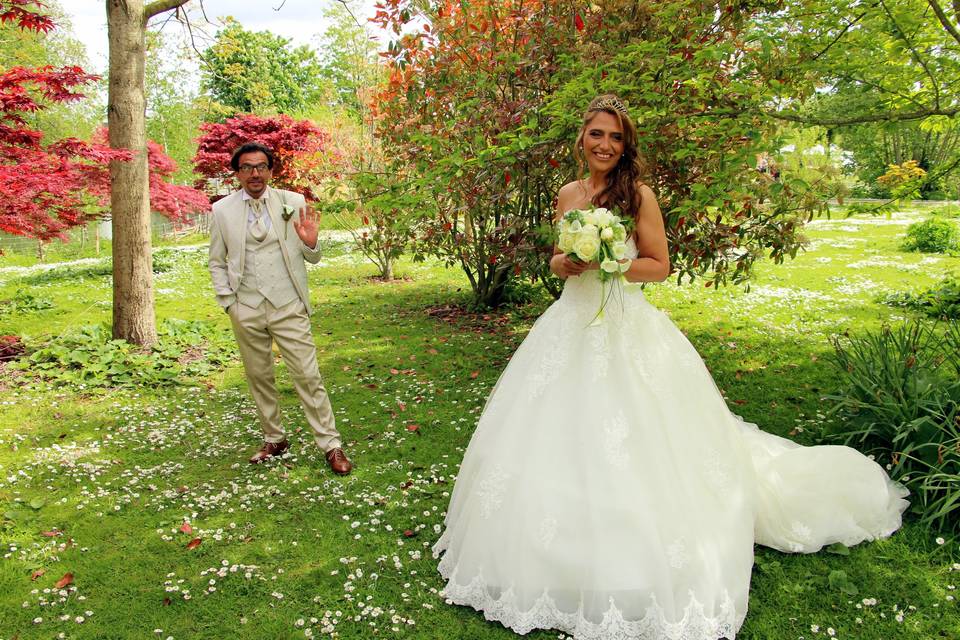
left=144, top=29, right=202, bottom=184
left=373, top=0, right=822, bottom=307
left=313, top=1, right=381, bottom=117
left=200, top=17, right=326, bottom=116
left=106, top=0, right=191, bottom=346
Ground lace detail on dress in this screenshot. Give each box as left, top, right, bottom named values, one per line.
left=476, top=465, right=510, bottom=519
left=704, top=453, right=733, bottom=490
left=526, top=309, right=575, bottom=400
left=667, top=538, right=688, bottom=570
left=589, top=324, right=611, bottom=381
left=603, top=412, right=630, bottom=470
left=438, top=565, right=740, bottom=640
left=787, top=521, right=814, bottom=552
left=538, top=516, right=558, bottom=550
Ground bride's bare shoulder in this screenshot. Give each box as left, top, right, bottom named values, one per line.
left=557, top=180, right=589, bottom=215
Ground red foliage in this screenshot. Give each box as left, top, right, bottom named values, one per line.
left=0, top=0, right=54, bottom=34
left=0, top=334, right=23, bottom=361
left=0, top=3, right=208, bottom=239
left=84, top=129, right=210, bottom=223
left=193, top=114, right=338, bottom=201
left=0, top=61, right=122, bottom=240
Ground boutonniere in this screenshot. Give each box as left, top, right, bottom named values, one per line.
left=280, top=195, right=296, bottom=239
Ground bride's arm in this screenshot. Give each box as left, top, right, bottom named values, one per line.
left=621, top=184, right=670, bottom=283
left=550, top=183, right=591, bottom=279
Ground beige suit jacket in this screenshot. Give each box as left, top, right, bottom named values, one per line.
left=208, top=188, right=323, bottom=314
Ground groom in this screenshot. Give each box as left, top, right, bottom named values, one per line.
left=208, top=142, right=352, bottom=475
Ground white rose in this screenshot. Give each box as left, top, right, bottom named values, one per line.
left=612, top=224, right=627, bottom=242
left=569, top=220, right=583, bottom=233
left=580, top=223, right=598, bottom=237
left=600, top=227, right=614, bottom=241
left=600, top=259, right=620, bottom=273
left=612, top=241, right=627, bottom=259
left=558, top=232, right=575, bottom=253
left=583, top=211, right=598, bottom=226
left=573, top=235, right=600, bottom=262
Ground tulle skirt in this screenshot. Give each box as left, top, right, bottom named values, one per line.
left=434, top=273, right=908, bottom=640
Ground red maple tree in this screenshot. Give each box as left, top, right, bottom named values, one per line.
left=193, top=114, right=339, bottom=202
left=0, top=1, right=208, bottom=241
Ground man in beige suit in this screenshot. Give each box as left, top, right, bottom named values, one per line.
left=208, top=142, right=351, bottom=475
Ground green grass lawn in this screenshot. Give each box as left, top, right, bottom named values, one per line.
left=0, top=208, right=957, bottom=640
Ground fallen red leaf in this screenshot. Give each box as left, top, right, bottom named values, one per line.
left=574, top=13, right=585, bottom=31
left=41, top=529, right=60, bottom=537
left=470, top=371, right=479, bottom=379
left=406, top=424, right=420, bottom=432
left=179, top=522, right=193, bottom=534
left=54, top=572, right=73, bottom=589
left=548, top=158, right=560, bottom=168
left=403, top=529, right=416, bottom=537
left=31, top=568, right=45, bottom=581
left=390, top=368, right=400, bottom=375
left=186, top=538, right=202, bottom=550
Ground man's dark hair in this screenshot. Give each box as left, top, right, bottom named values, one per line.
left=230, top=142, right=276, bottom=171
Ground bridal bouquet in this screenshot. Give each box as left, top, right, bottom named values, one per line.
left=557, top=207, right=631, bottom=280
left=556, top=207, right=631, bottom=322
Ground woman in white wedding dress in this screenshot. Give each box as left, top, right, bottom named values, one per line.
left=433, top=95, right=908, bottom=640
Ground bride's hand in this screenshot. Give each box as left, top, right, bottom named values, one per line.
left=551, top=254, right=592, bottom=278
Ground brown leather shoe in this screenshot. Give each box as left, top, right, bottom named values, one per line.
left=249, top=440, right=289, bottom=464
left=325, top=448, right=352, bottom=475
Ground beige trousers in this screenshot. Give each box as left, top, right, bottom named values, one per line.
left=228, top=298, right=341, bottom=452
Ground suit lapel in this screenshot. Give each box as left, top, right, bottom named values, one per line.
left=233, top=191, right=247, bottom=271
left=267, top=188, right=296, bottom=275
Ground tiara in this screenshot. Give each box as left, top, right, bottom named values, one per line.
left=590, top=97, right=628, bottom=116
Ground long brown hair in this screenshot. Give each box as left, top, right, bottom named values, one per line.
left=573, top=94, right=648, bottom=221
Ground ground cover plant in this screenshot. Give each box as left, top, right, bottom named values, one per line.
left=0, top=208, right=957, bottom=639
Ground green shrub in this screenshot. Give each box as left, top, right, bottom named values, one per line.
left=902, top=217, right=960, bottom=253
left=881, top=275, right=960, bottom=319
left=10, top=319, right=236, bottom=388
left=824, top=319, right=960, bottom=534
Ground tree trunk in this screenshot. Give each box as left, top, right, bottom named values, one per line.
left=108, top=0, right=155, bottom=345
left=381, top=257, right=394, bottom=281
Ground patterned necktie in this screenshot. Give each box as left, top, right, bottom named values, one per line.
left=250, top=199, right=267, bottom=242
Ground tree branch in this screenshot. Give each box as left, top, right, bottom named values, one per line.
left=929, top=0, right=960, bottom=47
left=880, top=0, right=940, bottom=106
left=809, top=11, right=868, bottom=62
left=766, top=106, right=960, bottom=126
left=144, top=0, right=191, bottom=23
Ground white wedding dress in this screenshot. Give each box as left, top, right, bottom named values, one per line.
left=433, top=238, right=908, bottom=640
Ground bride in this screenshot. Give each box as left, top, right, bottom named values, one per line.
left=432, top=94, right=909, bottom=640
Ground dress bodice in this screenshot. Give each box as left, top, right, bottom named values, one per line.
left=558, top=235, right=644, bottom=318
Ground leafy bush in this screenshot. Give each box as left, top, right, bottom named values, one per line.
left=902, top=217, right=960, bottom=253
left=10, top=319, right=235, bottom=388
left=0, top=289, right=53, bottom=315
left=824, top=320, right=960, bottom=534
left=881, top=275, right=960, bottom=319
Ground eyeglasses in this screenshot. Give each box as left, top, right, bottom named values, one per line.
left=238, top=163, right=270, bottom=175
